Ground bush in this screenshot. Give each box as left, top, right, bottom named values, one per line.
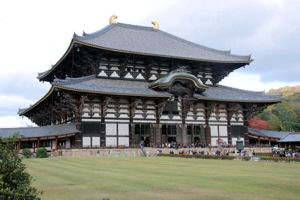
left=158, top=154, right=236, bottom=160
left=0, top=133, right=42, bottom=199
left=36, top=148, right=48, bottom=158
left=242, top=156, right=251, bottom=161
left=260, top=156, right=300, bottom=162
left=22, top=148, right=33, bottom=158
left=255, top=153, right=272, bottom=157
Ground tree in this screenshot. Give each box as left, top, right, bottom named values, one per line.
left=249, top=118, right=268, bottom=130
left=0, top=133, right=42, bottom=200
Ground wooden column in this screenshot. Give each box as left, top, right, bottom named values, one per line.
left=204, top=102, right=214, bottom=146
left=154, top=124, right=162, bottom=147
left=18, top=140, right=21, bottom=154
left=55, top=137, right=58, bottom=151
left=258, top=137, right=261, bottom=147
left=182, top=124, right=188, bottom=145
left=37, top=138, right=40, bottom=149
left=226, top=104, right=235, bottom=146
left=156, top=99, right=166, bottom=147
left=243, top=120, right=250, bottom=147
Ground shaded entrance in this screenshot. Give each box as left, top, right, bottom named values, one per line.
left=141, top=136, right=150, bottom=147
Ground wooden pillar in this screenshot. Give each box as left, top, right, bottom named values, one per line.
left=226, top=104, right=233, bottom=146
left=258, top=137, right=261, bottom=147
left=182, top=124, right=188, bottom=145
left=154, top=124, right=162, bottom=147
left=268, top=139, right=271, bottom=147
left=204, top=103, right=212, bottom=146
left=243, top=120, right=250, bottom=147
left=242, top=105, right=250, bottom=147
left=18, top=140, right=21, bottom=154
left=37, top=138, right=40, bottom=149
left=55, top=137, right=58, bottom=151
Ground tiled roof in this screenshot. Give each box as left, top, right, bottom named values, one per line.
left=248, top=128, right=289, bottom=139
left=249, top=128, right=300, bottom=142
left=73, top=23, right=251, bottom=63
left=20, top=76, right=282, bottom=116
left=0, top=123, right=80, bottom=139
left=53, top=76, right=281, bottom=102
left=194, top=85, right=282, bottom=102
left=279, top=133, right=300, bottom=143
left=53, top=75, right=171, bottom=97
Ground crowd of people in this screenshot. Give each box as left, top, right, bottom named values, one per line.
left=274, top=150, right=299, bottom=158
left=165, top=149, right=255, bottom=157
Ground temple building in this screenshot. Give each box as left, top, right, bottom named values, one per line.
left=1, top=16, right=282, bottom=151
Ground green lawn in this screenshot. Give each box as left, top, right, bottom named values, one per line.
left=24, top=157, right=300, bottom=200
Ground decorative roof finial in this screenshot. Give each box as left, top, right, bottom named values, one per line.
left=109, top=15, right=118, bottom=24
left=152, top=21, right=159, bottom=30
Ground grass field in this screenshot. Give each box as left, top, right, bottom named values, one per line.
left=24, top=157, right=300, bottom=200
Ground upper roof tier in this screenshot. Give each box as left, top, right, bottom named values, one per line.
left=38, top=22, right=252, bottom=81
left=74, top=23, right=251, bottom=63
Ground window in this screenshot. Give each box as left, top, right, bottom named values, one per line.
left=231, top=126, right=245, bottom=138
left=162, top=125, right=177, bottom=135
left=82, top=122, right=101, bottom=134
left=83, top=137, right=91, bottom=147
left=135, top=124, right=151, bottom=135
left=92, top=137, right=100, bottom=147
left=187, top=125, right=202, bottom=135
left=187, top=126, right=192, bottom=135
left=105, top=123, right=130, bottom=147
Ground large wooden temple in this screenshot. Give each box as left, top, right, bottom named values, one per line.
left=4, top=16, right=282, bottom=150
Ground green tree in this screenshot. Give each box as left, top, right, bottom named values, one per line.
left=0, top=133, right=42, bottom=200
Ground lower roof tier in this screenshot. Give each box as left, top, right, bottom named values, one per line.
left=19, top=75, right=282, bottom=116
left=248, top=128, right=300, bottom=143
left=0, top=123, right=79, bottom=140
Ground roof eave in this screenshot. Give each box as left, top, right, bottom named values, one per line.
left=37, top=39, right=76, bottom=81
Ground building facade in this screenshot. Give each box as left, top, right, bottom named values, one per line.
left=13, top=18, right=282, bottom=149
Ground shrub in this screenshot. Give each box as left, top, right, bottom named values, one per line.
left=255, top=153, right=272, bottom=157
left=158, top=154, right=235, bottom=160
left=22, top=148, right=33, bottom=158
left=0, top=133, right=42, bottom=199
left=36, top=148, right=48, bottom=158
left=242, top=156, right=251, bottom=161
left=260, top=156, right=300, bottom=163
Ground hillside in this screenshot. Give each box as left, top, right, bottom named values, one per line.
left=255, top=86, right=300, bottom=131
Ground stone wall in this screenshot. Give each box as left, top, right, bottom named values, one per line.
left=51, top=147, right=272, bottom=158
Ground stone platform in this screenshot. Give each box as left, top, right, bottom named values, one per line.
left=51, top=147, right=272, bottom=157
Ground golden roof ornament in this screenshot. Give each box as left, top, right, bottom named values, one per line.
left=152, top=21, right=159, bottom=30
left=109, top=15, right=118, bottom=24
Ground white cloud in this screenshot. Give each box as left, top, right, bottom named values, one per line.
left=0, top=95, right=34, bottom=116
left=221, top=72, right=300, bottom=92
left=0, top=116, right=36, bottom=128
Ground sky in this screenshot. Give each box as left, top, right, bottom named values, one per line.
left=0, top=0, right=300, bottom=127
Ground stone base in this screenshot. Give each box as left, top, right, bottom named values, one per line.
left=50, top=147, right=272, bottom=158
